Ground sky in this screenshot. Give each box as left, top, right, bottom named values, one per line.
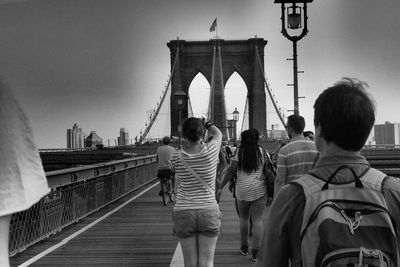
left=0, top=0, right=399, bottom=148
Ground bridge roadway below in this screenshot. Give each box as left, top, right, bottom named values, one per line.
left=10, top=179, right=269, bottom=267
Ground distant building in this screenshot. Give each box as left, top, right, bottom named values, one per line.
left=374, top=121, right=400, bottom=145
left=267, top=124, right=289, bottom=140
left=67, top=123, right=86, bottom=149
left=86, top=131, right=103, bottom=148
left=118, top=128, right=129, bottom=146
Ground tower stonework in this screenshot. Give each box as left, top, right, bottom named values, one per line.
left=167, top=38, right=268, bottom=138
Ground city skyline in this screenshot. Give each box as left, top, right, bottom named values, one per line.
left=1, top=0, right=399, bottom=148
left=66, top=123, right=133, bottom=148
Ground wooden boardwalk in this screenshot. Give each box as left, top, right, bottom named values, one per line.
left=10, top=181, right=270, bottom=267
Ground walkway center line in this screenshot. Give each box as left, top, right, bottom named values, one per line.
left=18, top=182, right=159, bottom=267
left=170, top=242, right=184, bottom=267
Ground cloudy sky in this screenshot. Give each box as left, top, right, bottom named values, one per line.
left=1, top=0, right=399, bottom=148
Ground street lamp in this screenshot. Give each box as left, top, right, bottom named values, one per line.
left=274, top=0, right=313, bottom=115
left=233, top=107, right=239, bottom=122
left=174, top=89, right=187, bottom=148
left=232, top=107, right=240, bottom=142
left=227, top=107, right=240, bottom=142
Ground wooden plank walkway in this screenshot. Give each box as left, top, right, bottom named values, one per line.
left=10, top=180, right=270, bottom=267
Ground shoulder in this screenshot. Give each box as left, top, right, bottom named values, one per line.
left=272, top=182, right=305, bottom=209
left=206, top=140, right=218, bottom=151
left=382, top=175, right=400, bottom=193
left=269, top=183, right=306, bottom=225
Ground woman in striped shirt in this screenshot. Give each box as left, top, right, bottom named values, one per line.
left=171, top=117, right=222, bottom=267
left=219, top=129, right=268, bottom=261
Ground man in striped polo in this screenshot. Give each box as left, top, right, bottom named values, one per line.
left=273, top=114, right=320, bottom=196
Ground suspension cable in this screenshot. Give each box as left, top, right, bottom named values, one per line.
left=240, top=97, right=248, bottom=134
left=255, top=45, right=287, bottom=129
left=217, top=44, right=229, bottom=139
left=137, top=47, right=180, bottom=144
left=207, top=45, right=216, bottom=121
left=187, top=97, right=194, bottom=117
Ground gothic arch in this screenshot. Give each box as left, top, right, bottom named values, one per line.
left=167, top=38, right=268, bottom=138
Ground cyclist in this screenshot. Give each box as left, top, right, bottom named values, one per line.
left=157, top=136, right=176, bottom=196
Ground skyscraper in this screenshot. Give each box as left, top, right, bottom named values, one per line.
left=118, top=128, right=129, bottom=146
left=374, top=121, right=400, bottom=145
left=85, top=131, right=103, bottom=148
left=67, top=123, right=86, bottom=149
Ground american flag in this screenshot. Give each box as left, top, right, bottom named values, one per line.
left=209, top=18, right=217, bottom=32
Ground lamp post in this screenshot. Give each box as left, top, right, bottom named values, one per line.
left=232, top=107, right=239, bottom=141
left=227, top=107, right=240, bottom=142
left=274, top=0, right=313, bottom=116
left=174, top=89, right=187, bottom=148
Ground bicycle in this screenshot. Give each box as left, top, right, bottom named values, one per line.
left=158, top=170, right=175, bottom=205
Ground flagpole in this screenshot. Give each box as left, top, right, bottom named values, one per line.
left=216, top=17, right=218, bottom=39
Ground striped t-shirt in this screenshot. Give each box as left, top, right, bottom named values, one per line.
left=234, top=147, right=267, bottom=202
left=171, top=140, right=219, bottom=210
left=274, top=138, right=320, bottom=196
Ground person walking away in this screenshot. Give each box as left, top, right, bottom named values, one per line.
left=171, top=117, right=222, bottom=267
left=0, top=79, right=50, bottom=267
left=218, top=129, right=268, bottom=261
left=157, top=136, right=176, bottom=196
left=274, top=114, right=319, bottom=196
left=256, top=78, right=400, bottom=266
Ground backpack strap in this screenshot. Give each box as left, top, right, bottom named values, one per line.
left=294, top=166, right=387, bottom=198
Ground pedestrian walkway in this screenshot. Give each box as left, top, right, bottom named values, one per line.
left=10, top=180, right=270, bottom=267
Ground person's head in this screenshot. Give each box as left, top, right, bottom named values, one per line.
left=313, top=77, right=375, bottom=151
left=182, top=117, right=205, bottom=142
left=303, top=131, right=315, bottom=141
left=238, top=129, right=262, bottom=173
left=162, top=136, right=171, bottom=145
left=287, top=114, right=305, bottom=138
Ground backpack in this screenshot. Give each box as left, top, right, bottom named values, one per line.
left=293, top=165, right=398, bottom=267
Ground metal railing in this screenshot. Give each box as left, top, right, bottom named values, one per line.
left=9, top=155, right=157, bottom=256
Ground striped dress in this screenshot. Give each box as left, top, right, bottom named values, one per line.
left=234, top=147, right=267, bottom=202
left=171, top=140, right=219, bottom=211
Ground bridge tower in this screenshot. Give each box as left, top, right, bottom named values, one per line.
left=167, top=38, right=268, bottom=138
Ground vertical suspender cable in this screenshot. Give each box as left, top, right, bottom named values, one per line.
left=187, top=98, right=194, bottom=117
left=240, top=97, right=248, bottom=134
left=217, top=44, right=229, bottom=138
left=207, top=45, right=217, bottom=121
left=254, top=45, right=287, bottom=129
left=138, top=48, right=180, bottom=144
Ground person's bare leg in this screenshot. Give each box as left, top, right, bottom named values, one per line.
left=0, top=215, right=11, bottom=267
left=198, top=235, right=218, bottom=267
left=179, top=236, right=198, bottom=267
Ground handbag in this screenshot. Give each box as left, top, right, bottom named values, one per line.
left=262, top=148, right=276, bottom=198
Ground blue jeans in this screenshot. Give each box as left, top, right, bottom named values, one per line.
left=236, top=194, right=267, bottom=250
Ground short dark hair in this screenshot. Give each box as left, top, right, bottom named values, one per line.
left=182, top=117, right=204, bottom=142
left=162, top=136, right=170, bottom=145
left=313, top=77, right=375, bottom=151
left=287, top=114, right=305, bottom=134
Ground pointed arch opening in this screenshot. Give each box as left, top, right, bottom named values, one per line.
left=188, top=72, right=210, bottom=119
left=225, top=72, right=248, bottom=141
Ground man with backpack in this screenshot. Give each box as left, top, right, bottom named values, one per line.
left=256, top=78, right=400, bottom=266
